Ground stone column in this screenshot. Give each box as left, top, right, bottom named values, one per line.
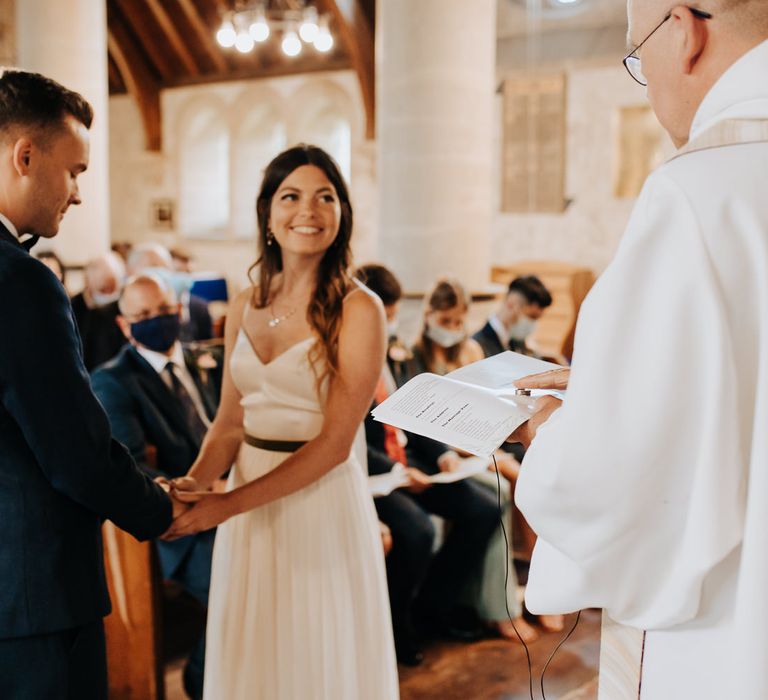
left=377, top=0, right=496, bottom=293
left=15, top=0, right=111, bottom=263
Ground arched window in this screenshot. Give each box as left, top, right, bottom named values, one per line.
left=178, top=104, right=230, bottom=237
left=231, top=102, right=287, bottom=238
left=291, top=84, right=354, bottom=182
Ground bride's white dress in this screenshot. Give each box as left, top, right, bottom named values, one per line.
left=202, top=330, right=399, bottom=699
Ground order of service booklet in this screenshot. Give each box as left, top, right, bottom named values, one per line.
left=371, top=351, right=563, bottom=458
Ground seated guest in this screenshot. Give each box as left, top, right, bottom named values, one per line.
left=91, top=274, right=221, bottom=700
left=71, top=252, right=128, bottom=371
left=404, top=278, right=485, bottom=376
left=474, top=275, right=552, bottom=357
left=402, top=277, right=542, bottom=642
left=127, top=242, right=213, bottom=342
left=355, top=264, right=499, bottom=665
left=35, top=250, right=66, bottom=286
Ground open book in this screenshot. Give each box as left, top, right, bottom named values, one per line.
left=371, top=351, right=563, bottom=458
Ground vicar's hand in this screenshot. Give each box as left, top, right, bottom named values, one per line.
left=161, top=492, right=236, bottom=540
left=507, top=395, right=562, bottom=449
left=514, top=368, right=570, bottom=391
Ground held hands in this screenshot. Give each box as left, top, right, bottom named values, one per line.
left=159, top=476, right=237, bottom=540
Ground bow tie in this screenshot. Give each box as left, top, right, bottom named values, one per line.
left=21, top=235, right=40, bottom=252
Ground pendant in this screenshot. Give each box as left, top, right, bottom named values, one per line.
left=268, top=318, right=280, bottom=328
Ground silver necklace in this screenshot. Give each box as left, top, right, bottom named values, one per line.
left=268, top=303, right=297, bottom=328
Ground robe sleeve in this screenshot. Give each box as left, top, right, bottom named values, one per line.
left=515, top=169, right=746, bottom=630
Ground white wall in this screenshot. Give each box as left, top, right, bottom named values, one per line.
left=109, top=70, right=375, bottom=294
left=491, top=63, right=673, bottom=274
left=110, top=56, right=672, bottom=290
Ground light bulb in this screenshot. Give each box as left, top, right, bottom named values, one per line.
left=235, top=30, right=255, bottom=53
left=313, top=27, right=333, bottom=53
left=216, top=20, right=236, bottom=48
left=299, top=20, right=319, bottom=43
left=282, top=30, right=302, bottom=57
left=249, top=12, right=270, bottom=42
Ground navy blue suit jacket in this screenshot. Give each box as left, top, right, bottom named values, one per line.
left=472, top=320, right=527, bottom=358
left=92, top=344, right=221, bottom=577
left=0, top=225, right=172, bottom=639
left=91, top=344, right=220, bottom=481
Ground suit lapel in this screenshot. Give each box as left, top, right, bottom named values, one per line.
left=126, top=347, right=198, bottom=445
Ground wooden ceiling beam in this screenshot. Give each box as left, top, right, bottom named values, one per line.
left=145, top=0, right=201, bottom=76
left=177, top=0, right=229, bottom=73
left=113, top=0, right=177, bottom=81
left=107, top=12, right=162, bottom=151
left=317, top=0, right=375, bottom=139
left=166, top=53, right=351, bottom=89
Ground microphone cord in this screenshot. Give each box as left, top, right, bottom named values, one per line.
left=491, top=454, right=581, bottom=700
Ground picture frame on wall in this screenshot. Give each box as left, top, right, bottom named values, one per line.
left=150, top=198, right=175, bottom=231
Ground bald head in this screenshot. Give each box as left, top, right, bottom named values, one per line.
left=84, top=252, right=126, bottom=302
left=118, top=274, right=177, bottom=317
left=626, top=2, right=768, bottom=146
left=126, top=243, right=173, bottom=275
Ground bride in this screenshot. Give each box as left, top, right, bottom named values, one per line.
left=166, top=145, right=399, bottom=699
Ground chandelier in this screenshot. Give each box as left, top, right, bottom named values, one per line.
left=215, top=2, right=334, bottom=57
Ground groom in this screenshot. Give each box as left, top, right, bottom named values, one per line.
left=0, top=69, right=185, bottom=699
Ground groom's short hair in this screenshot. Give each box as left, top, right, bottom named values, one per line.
left=0, top=69, right=93, bottom=142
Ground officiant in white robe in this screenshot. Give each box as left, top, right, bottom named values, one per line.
left=512, top=3, right=768, bottom=699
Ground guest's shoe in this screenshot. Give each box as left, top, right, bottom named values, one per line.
left=182, top=663, right=203, bottom=700
left=439, top=606, right=484, bottom=642
left=395, top=639, right=425, bottom=667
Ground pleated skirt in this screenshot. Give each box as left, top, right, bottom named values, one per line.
left=203, top=443, right=399, bottom=700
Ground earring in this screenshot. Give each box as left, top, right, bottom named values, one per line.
left=266, top=231, right=275, bottom=246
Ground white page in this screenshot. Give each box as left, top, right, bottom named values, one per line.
left=368, top=463, right=410, bottom=497
left=367, top=456, right=491, bottom=496
left=428, top=456, right=489, bottom=484
left=446, top=350, right=563, bottom=395
left=371, top=373, right=531, bottom=457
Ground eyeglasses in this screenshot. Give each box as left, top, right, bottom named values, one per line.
left=123, top=305, right=178, bottom=324
left=623, top=7, right=713, bottom=86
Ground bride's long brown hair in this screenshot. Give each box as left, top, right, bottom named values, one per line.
left=248, top=144, right=354, bottom=385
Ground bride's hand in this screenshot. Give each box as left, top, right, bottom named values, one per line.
left=161, top=492, right=237, bottom=540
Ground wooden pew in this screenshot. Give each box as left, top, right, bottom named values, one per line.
left=103, top=443, right=166, bottom=700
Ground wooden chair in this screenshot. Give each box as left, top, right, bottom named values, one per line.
left=491, top=261, right=595, bottom=364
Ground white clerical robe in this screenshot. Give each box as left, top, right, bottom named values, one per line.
left=516, top=39, right=768, bottom=700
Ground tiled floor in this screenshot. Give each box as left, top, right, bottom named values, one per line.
left=165, top=609, right=600, bottom=700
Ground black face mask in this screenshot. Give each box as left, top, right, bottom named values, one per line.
left=130, top=313, right=181, bottom=353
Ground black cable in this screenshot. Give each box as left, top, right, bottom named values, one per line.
left=540, top=610, right=581, bottom=699
left=492, top=454, right=535, bottom=700
left=492, top=454, right=582, bottom=700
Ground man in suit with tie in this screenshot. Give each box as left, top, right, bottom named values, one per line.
left=92, top=273, right=222, bottom=700
left=473, top=275, right=552, bottom=357
left=0, top=69, right=181, bottom=699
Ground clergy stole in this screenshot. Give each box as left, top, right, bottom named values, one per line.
left=597, top=115, right=768, bottom=700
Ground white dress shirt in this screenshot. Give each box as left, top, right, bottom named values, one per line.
left=135, top=341, right=211, bottom=428
left=488, top=314, right=509, bottom=349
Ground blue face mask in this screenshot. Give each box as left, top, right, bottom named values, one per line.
left=130, top=313, right=181, bottom=353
